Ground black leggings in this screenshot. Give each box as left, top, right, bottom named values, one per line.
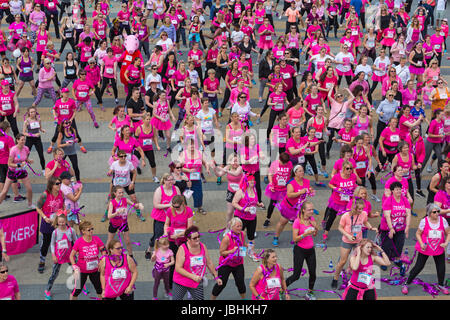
left=345, top=287, right=376, bottom=300
left=406, top=252, right=446, bottom=286
left=25, top=136, right=45, bottom=170
left=100, top=77, right=118, bottom=100
left=302, top=155, right=318, bottom=175
left=375, top=149, right=396, bottom=173
left=286, top=246, right=316, bottom=290
left=134, top=149, right=156, bottom=168
left=243, top=169, right=261, bottom=202
left=51, top=120, right=82, bottom=144
left=266, top=199, right=277, bottom=220
left=0, top=114, right=18, bottom=137
left=360, top=172, right=377, bottom=191
left=211, top=264, right=246, bottom=297
left=266, top=109, right=284, bottom=140
left=374, top=121, right=387, bottom=150
left=326, top=127, right=339, bottom=155
left=45, top=11, right=60, bottom=38
left=64, top=154, right=80, bottom=182
left=40, top=232, right=53, bottom=260
left=380, top=229, right=405, bottom=260
left=324, top=207, right=339, bottom=232
left=59, top=37, right=76, bottom=54
left=220, top=88, right=231, bottom=111
left=72, top=271, right=103, bottom=297
left=240, top=217, right=257, bottom=241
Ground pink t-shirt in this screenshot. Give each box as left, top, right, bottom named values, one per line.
left=293, top=216, right=316, bottom=249
left=333, top=158, right=357, bottom=175
left=399, top=114, right=415, bottom=140
left=102, top=55, right=117, bottom=79
left=428, top=119, right=444, bottom=144
left=155, top=248, right=174, bottom=265
left=380, top=195, right=410, bottom=231
left=72, top=236, right=105, bottom=273
left=380, top=127, right=400, bottom=150
left=54, top=98, right=76, bottom=124
left=434, top=190, right=450, bottom=212
left=338, top=128, right=357, bottom=144
left=45, top=159, right=71, bottom=178
left=0, top=135, right=15, bottom=165
left=8, top=145, right=30, bottom=171
left=340, top=211, right=368, bottom=244
left=287, top=107, right=304, bottom=127
left=73, top=79, right=93, bottom=102
left=329, top=172, right=358, bottom=206
left=203, top=77, right=220, bottom=97
left=269, top=92, right=286, bottom=111
left=268, top=160, right=293, bottom=191
left=286, top=137, right=307, bottom=158
left=0, top=275, right=19, bottom=300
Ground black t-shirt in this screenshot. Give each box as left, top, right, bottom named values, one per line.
left=145, top=88, right=161, bottom=105
left=127, top=97, right=146, bottom=122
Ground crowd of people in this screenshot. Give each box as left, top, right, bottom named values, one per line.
left=0, top=0, right=450, bottom=301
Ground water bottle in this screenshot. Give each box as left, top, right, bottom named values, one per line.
left=328, top=260, right=334, bottom=271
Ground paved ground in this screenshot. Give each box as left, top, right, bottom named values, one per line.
left=1, top=0, right=450, bottom=300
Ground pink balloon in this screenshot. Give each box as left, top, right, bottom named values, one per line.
left=7, top=42, right=15, bottom=52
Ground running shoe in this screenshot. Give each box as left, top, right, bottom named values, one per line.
left=305, top=291, right=317, bottom=300
left=101, top=209, right=107, bottom=222
left=136, top=210, right=146, bottom=221
left=256, top=118, right=261, bottom=124
left=13, top=195, right=26, bottom=202
left=264, top=176, right=269, bottom=184
left=216, top=177, right=222, bottom=185
left=322, top=233, right=328, bottom=241
left=28, top=204, right=36, bottom=209
left=426, top=165, right=432, bottom=173
left=80, top=146, right=87, bottom=153
left=331, top=279, right=338, bottom=289
left=411, top=211, right=418, bottom=217
left=94, top=122, right=99, bottom=129
left=313, top=209, right=319, bottom=215
left=371, top=194, right=381, bottom=202
left=47, top=146, right=53, bottom=154
left=38, top=262, right=45, bottom=273
left=145, top=250, right=151, bottom=261
left=401, top=285, right=408, bottom=295
left=439, top=286, right=449, bottom=295
left=249, top=251, right=260, bottom=262
left=137, top=167, right=142, bottom=175
left=315, top=182, right=326, bottom=187
left=415, top=190, right=426, bottom=198
left=153, top=176, right=160, bottom=183
left=115, top=99, right=119, bottom=104
left=263, top=219, right=270, bottom=228
left=165, top=292, right=173, bottom=300
left=44, top=290, right=52, bottom=300
left=322, top=171, right=329, bottom=178
left=272, top=237, right=279, bottom=247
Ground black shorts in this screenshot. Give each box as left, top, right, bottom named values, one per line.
left=143, top=150, right=156, bottom=168
left=226, top=189, right=235, bottom=203
left=7, top=168, right=27, bottom=182
left=108, top=222, right=129, bottom=234
left=0, top=164, right=7, bottom=183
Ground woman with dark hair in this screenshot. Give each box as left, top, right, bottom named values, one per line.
left=56, top=119, right=81, bottom=183
left=297, top=71, right=316, bottom=99
left=258, top=50, right=274, bottom=103
left=61, top=52, right=78, bottom=89
left=422, top=109, right=445, bottom=172
left=36, top=176, right=65, bottom=273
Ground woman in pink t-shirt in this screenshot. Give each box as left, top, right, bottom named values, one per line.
left=377, top=117, right=400, bottom=173
left=0, top=134, right=34, bottom=207
left=284, top=200, right=318, bottom=300
left=331, top=198, right=377, bottom=290
left=69, top=220, right=106, bottom=300
left=423, top=109, right=445, bottom=171
left=100, top=48, right=118, bottom=104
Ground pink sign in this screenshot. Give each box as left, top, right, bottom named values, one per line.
left=0, top=210, right=39, bottom=255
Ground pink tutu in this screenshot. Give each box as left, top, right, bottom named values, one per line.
left=327, top=198, right=348, bottom=213
left=264, top=186, right=286, bottom=201
left=409, top=65, right=425, bottom=75
left=276, top=200, right=299, bottom=222
left=151, top=117, right=172, bottom=131
left=109, top=155, right=139, bottom=168
left=337, top=69, right=354, bottom=77
left=371, top=74, right=384, bottom=82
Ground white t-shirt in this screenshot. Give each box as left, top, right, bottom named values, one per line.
left=156, top=38, right=174, bottom=53
left=354, top=64, right=372, bottom=81
left=196, top=108, right=216, bottom=135
left=437, top=0, right=445, bottom=11
left=231, top=30, right=244, bottom=44
left=395, top=64, right=411, bottom=87
left=335, top=52, right=354, bottom=73
left=110, top=160, right=135, bottom=187
left=418, top=217, right=449, bottom=231
left=188, top=69, right=199, bottom=85
left=145, top=74, right=163, bottom=91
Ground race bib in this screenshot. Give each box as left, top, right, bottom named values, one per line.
left=351, top=224, right=362, bottom=233
left=49, top=2, right=55, bottom=8
left=230, top=183, right=239, bottom=191
left=86, top=260, right=99, bottom=271
left=139, top=30, right=144, bottom=36
left=57, top=239, right=68, bottom=249
left=168, top=69, right=175, bottom=76
left=125, top=55, right=132, bottom=62
left=441, top=93, right=448, bottom=99
left=178, top=81, right=185, bottom=87
left=267, top=277, right=281, bottom=289
left=0, top=141, right=4, bottom=149
left=326, top=83, right=333, bottom=89
left=277, top=178, right=286, bottom=186
left=23, top=67, right=31, bottom=73
left=429, top=229, right=442, bottom=239
left=278, top=137, right=286, bottom=144
left=2, top=103, right=11, bottom=111
left=16, top=29, right=23, bottom=35
left=29, top=121, right=40, bottom=129
left=282, top=73, right=290, bottom=79
left=190, top=256, right=204, bottom=267
left=190, top=172, right=200, bottom=180
left=98, top=30, right=105, bottom=36
left=354, top=159, right=367, bottom=169
left=390, top=135, right=400, bottom=142
left=67, top=69, right=75, bottom=75
left=274, top=103, right=284, bottom=111
left=233, top=136, right=241, bottom=142
left=352, top=30, right=358, bottom=36
left=114, top=177, right=127, bottom=186
left=239, top=246, right=246, bottom=257
left=399, top=50, right=405, bottom=55
left=171, top=19, right=177, bottom=25
left=340, top=194, right=350, bottom=201
left=174, top=228, right=185, bottom=235
left=106, top=68, right=114, bottom=74
left=143, top=139, right=152, bottom=146
left=248, top=207, right=257, bottom=215
left=292, top=118, right=300, bottom=125
left=112, top=268, right=127, bottom=280
left=315, top=132, right=322, bottom=139
left=357, top=272, right=372, bottom=286
left=434, top=44, right=441, bottom=50
left=387, top=31, right=394, bottom=38
left=84, top=51, right=92, bottom=57
left=78, top=91, right=88, bottom=98
left=338, top=112, right=345, bottom=118
left=416, top=61, right=422, bottom=67
left=265, top=35, right=271, bottom=41
left=298, top=155, right=305, bottom=163
left=39, top=40, right=46, bottom=45
left=408, top=100, right=415, bottom=106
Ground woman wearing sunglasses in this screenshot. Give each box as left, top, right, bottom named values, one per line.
left=402, top=203, right=450, bottom=295
left=56, top=119, right=81, bottom=183
left=69, top=220, right=106, bottom=300
left=99, top=239, right=138, bottom=300
left=163, top=195, right=194, bottom=290
left=172, top=225, right=221, bottom=300
left=0, top=262, right=20, bottom=300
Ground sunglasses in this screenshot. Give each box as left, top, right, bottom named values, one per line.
left=438, top=81, right=444, bottom=84
left=55, top=182, right=61, bottom=185
left=190, top=235, right=201, bottom=240
left=431, top=210, right=440, bottom=214
left=175, top=166, right=183, bottom=169
left=388, top=94, right=394, bottom=97
left=113, top=246, right=123, bottom=250
left=336, top=94, right=343, bottom=98
left=173, top=205, right=182, bottom=209
left=119, top=155, right=127, bottom=158
left=345, top=167, right=353, bottom=170
left=0, top=269, right=8, bottom=274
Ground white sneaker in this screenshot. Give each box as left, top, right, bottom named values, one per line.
left=28, top=204, right=36, bottom=209
left=171, top=132, right=177, bottom=140
left=426, top=166, right=432, bottom=173
left=371, top=194, right=381, bottom=202
left=153, top=176, right=160, bottom=183
left=186, top=291, right=192, bottom=300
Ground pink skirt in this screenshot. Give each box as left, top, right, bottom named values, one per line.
left=109, top=155, right=139, bottom=168
left=276, top=201, right=298, bottom=221
left=371, top=74, right=385, bottom=82
left=257, top=39, right=273, bottom=50
left=151, top=117, right=172, bottom=131
left=337, top=69, right=354, bottom=77
left=327, top=198, right=348, bottom=213
left=380, top=38, right=395, bottom=47
left=409, top=65, right=425, bottom=75
left=264, top=186, right=286, bottom=201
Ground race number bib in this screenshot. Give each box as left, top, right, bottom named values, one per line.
left=356, top=161, right=366, bottom=169
left=86, top=260, right=99, bottom=271
left=239, top=246, right=247, bottom=257
left=57, top=239, right=68, bottom=249
left=190, top=172, right=201, bottom=180
left=143, top=139, right=152, bottom=146
left=60, top=109, right=69, bottom=115
left=114, top=177, right=127, bottom=186
left=429, top=229, right=442, bottom=239
left=106, top=68, right=114, bottom=74
left=248, top=207, right=257, bottom=215
left=78, top=92, right=88, bottom=98
left=230, top=183, right=239, bottom=191
left=265, top=35, right=271, bottom=41
left=67, top=69, right=75, bottom=75
left=278, top=137, right=286, bottom=144
left=267, top=277, right=281, bottom=289
left=298, top=155, right=305, bottom=163
left=357, top=272, right=372, bottom=286
left=2, top=103, right=11, bottom=111
left=390, top=135, right=400, bottom=142
left=190, top=256, right=204, bottom=267
left=29, top=121, right=40, bottom=129
left=277, top=178, right=286, bottom=186
left=351, top=224, right=362, bottom=233
left=340, top=194, right=350, bottom=201
left=112, top=268, right=127, bottom=280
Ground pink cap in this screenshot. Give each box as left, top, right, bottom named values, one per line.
left=61, top=88, right=69, bottom=93
left=1, top=80, right=9, bottom=86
